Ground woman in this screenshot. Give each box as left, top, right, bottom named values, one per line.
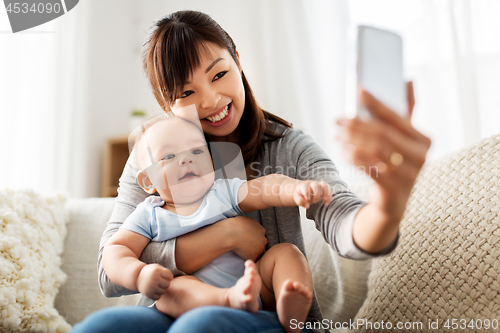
left=73, top=10, right=430, bottom=333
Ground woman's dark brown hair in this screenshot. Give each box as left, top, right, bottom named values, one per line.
left=142, top=10, right=291, bottom=165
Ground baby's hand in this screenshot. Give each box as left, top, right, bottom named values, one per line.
left=137, top=264, right=173, bottom=300
left=293, top=181, right=332, bottom=209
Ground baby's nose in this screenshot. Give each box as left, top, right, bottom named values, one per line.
left=179, top=155, right=193, bottom=165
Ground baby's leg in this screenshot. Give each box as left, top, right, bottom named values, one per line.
left=256, top=243, right=313, bottom=333
left=156, top=261, right=261, bottom=318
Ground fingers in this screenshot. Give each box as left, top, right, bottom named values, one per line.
left=359, top=89, right=429, bottom=145
left=295, top=181, right=332, bottom=208
left=338, top=140, right=417, bottom=187
left=337, top=117, right=429, bottom=168
left=406, top=81, right=415, bottom=118
left=321, top=181, right=332, bottom=205
left=335, top=116, right=431, bottom=198
left=138, top=264, right=174, bottom=300
left=294, top=186, right=310, bottom=208
left=150, top=272, right=172, bottom=299
left=294, top=193, right=309, bottom=209
left=161, top=268, right=174, bottom=281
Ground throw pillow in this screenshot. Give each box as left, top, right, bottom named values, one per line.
left=0, top=189, right=71, bottom=333
left=354, top=135, right=500, bottom=332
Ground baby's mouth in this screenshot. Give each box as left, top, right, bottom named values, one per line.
left=179, top=172, right=197, bottom=180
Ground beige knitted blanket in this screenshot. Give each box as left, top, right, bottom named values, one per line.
left=355, top=134, right=500, bottom=333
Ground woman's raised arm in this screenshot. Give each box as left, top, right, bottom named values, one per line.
left=337, top=83, right=431, bottom=253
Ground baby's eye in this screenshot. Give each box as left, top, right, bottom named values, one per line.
left=181, top=90, right=194, bottom=98
left=163, top=154, right=175, bottom=160
left=213, top=71, right=227, bottom=81
left=192, top=149, right=203, bottom=155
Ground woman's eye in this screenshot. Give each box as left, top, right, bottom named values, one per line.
left=181, top=90, right=193, bottom=98
left=213, top=71, right=227, bottom=81
left=192, top=149, right=203, bottom=155
left=163, top=154, right=175, bottom=160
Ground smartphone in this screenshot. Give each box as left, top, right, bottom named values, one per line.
left=356, top=25, right=406, bottom=120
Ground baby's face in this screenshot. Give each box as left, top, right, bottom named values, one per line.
left=139, top=117, right=215, bottom=204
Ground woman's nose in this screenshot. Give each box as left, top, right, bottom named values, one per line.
left=199, top=87, right=221, bottom=110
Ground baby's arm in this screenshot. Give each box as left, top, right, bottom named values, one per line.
left=102, top=230, right=173, bottom=300
left=238, top=174, right=331, bottom=213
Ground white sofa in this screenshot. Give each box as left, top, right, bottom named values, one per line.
left=2, top=134, right=499, bottom=333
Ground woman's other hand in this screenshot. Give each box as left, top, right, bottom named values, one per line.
left=226, top=216, right=267, bottom=261
left=175, top=216, right=267, bottom=274
left=336, top=82, right=431, bottom=252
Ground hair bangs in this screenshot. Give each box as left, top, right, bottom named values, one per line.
left=163, top=26, right=203, bottom=105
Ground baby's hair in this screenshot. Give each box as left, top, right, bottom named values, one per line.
left=128, top=112, right=204, bottom=170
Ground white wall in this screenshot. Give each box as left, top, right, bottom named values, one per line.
left=71, top=0, right=147, bottom=197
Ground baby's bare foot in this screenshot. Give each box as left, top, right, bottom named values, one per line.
left=226, top=260, right=262, bottom=313
left=277, top=280, right=313, bottom=333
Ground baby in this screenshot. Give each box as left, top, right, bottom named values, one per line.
left=102, top=113, right=331, bottom=332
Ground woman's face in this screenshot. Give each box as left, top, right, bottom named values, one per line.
left=170, top=43, right=245, bottom=141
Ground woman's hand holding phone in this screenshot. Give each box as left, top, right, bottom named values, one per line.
left=336, top=25, right=431, bottom=249
left=336, top=82, right=431, bottom=228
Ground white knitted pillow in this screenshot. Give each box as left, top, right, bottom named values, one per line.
left=355, top=135, right=500, bottom=333
left=0, top=189, right=71, bottom=333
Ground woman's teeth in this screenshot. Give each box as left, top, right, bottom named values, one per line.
left=206, top=105, right=229, bottom=122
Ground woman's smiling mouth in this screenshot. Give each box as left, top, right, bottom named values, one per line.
left=204, top=103, right=232, bottom=127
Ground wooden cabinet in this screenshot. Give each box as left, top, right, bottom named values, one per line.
left=102, top=136, right=130, bottom=197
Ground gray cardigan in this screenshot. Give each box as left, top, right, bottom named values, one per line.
left=97, top=122, right=396, bottom=331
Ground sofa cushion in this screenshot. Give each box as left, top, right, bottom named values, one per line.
left=355, top=134, right=500, bottom=331
left=0, top=189, right=71, bottom=333
left=54, top=198, right=140, bottom=326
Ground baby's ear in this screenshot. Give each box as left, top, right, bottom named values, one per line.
left=137, top=170, right=157, bottom=194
